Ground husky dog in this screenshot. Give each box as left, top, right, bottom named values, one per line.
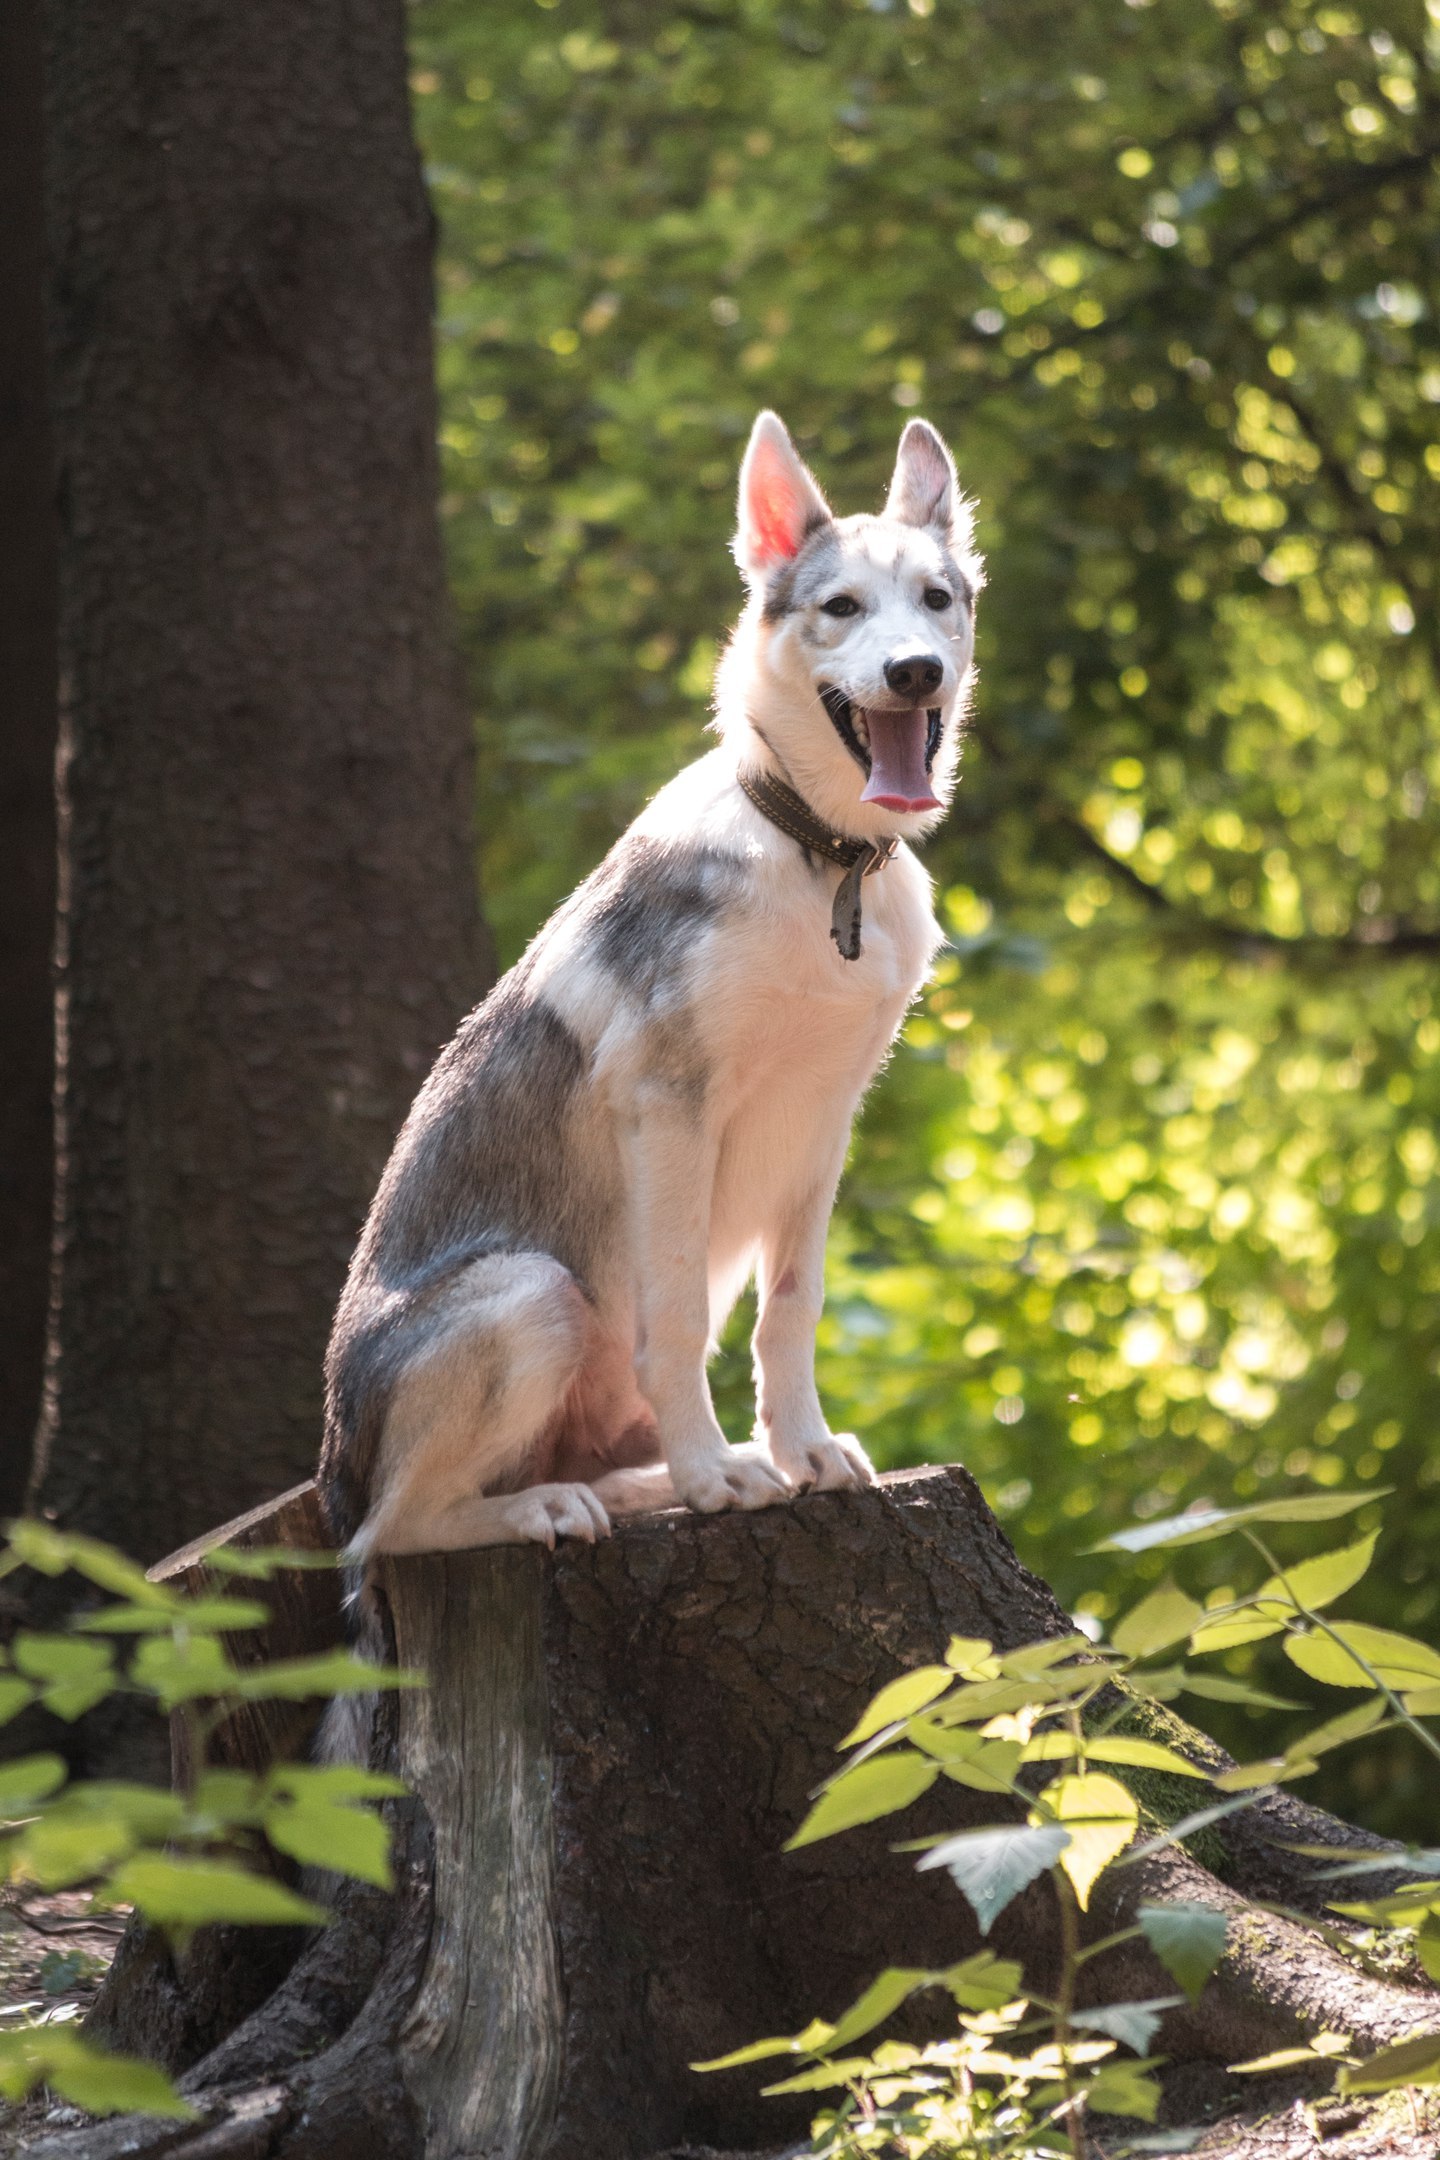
left=318, top=411, right=981, bottom=1559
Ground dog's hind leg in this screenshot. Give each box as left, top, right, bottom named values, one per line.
left=352, top=1252, right=609, bottom=1557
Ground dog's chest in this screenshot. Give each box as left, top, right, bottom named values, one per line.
left=700, top=851, right=936, bottom=1105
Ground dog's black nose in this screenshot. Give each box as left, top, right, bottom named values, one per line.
left=884, top=654, right=945, bottom=699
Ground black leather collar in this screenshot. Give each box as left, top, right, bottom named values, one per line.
left=736, top=766, right=896, bottom=962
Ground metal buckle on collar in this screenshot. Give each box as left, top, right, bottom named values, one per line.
left=863, top=838, right=898, bottom=878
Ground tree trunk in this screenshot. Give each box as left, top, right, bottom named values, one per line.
left=29, top=0, right=488, bottom=1566
left=39, top=1468, right=1440, bottom=2160
left=0, top=0, right=57, bottom=1523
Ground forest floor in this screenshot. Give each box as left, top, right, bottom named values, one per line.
left=0, top=1891, right=126, bottom=2155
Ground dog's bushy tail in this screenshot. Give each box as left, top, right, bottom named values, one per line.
left=312, top=1546, right=383, bottom=1768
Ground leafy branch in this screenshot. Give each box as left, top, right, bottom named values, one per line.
left=702, top=1486, right=1440, bottom=2157
left=0, top=1518, right=419, bottom=2122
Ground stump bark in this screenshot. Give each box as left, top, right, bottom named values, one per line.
left=30, top=1467, right=1440, bottom=2160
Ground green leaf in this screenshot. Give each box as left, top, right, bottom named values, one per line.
left=5, top=1520, right=172, bottom=1604
left=1189, top=1536, right=1378, bottom=1653
left=230, top=1651, right=424, bottom=1701
left=908, top=1723, right=1021, bottom=1793
left=761, top=2058, right=875, bottom=2096
left=1341, top=2030, right=1440, bottom=2094
left=1285, top=1696, right=1386, bottom=1761
left=106, top=1854, right=327, bottom=1928
left=1284, top=1621, right=1440, bottom=1691
left=691, top=2018, right=837, bottom=2073
left=47, top=2044, right=200, bottom=2118
left=1085, top=2057, right=1162, bottom=2122
left=198, top=1544, right=339, bottom=1577
left=1213, top=1758, right=1303, bottom=1793
left=59, top=1781, right=188, bottom=1838
left=785, top=1751, right=938, bottom=1850
left=189, top=1770, right=265, bottom=1829
left=76, top=1596, right=270, bottom=1634
left=1125, top=1795, right=1263, bottom=1862
left=14, top=1808, right=138, bottom=1889
left=130, top=1631, right=239, bottom=1707
left=1112, top=1586, right=1203, bottom=1659
left=1232, top=2034, right=1351, bottom=2074
left=11, top=1634, right=116, bottom=1720
left=998, top=1634, right=1093, bottom=1677
left=262, top=1789, right=394, bottom=1888
left=0, top=2029, right=197, bottom=2119
left=1098, top=1492, right=1386, bottom=1555
left=0, top=1676, right=35, bottom=1725
left=916, top=1822, right=1071, bottom=1935
left=1328, top=1883, right=1440, bottom=1927
left=822, top=1967, right=936, bottom=2051
left=1074, top=1999, right=1182, bottom=2056
left=1167, top=1671, right=1303, bottom=1712
left=0, top=1752, right=67, bottom=1811
left=840, top=1666, right=953, bottom=1748
left=942, top=1950, right=1026, bottom=2010
left=1021, top=1734, right=1209, bottom=1780
left=1039, top=1773, right=1139, bottom=1909
left=1137, top=1902, right=1228, bottom=1999
left=944, top=1636, right=998, bottom=1674
left=1416, top=1928, right=1440, bottom=1985
left=264, top=1764, right=407, bottom=1802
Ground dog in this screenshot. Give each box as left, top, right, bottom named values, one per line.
left=317, top=410, right=982, bottom=1560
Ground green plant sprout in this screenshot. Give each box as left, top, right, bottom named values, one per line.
left=0, top=1519, right=419, bottom=2123
left=701, top=1486, right=1440, bottom=2158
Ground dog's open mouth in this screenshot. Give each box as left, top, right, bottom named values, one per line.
left=820, top=687, right=943, bottom=813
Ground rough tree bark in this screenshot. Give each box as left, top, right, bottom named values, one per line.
left=0, top=0, right=57, bottom=1523
left=29, top=0, right=488, bottom=1565
left=32, top=1467, right=1440, bottom=2160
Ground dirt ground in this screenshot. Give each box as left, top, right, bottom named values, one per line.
left=0, top=1890, right=126, bottom=2156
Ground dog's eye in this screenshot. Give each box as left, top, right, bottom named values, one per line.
left=820, top=594, right=860, bottom=618
left=923, top=586, right=952, bottom=611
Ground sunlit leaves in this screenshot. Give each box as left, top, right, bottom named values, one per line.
left=1187, top=1534, right=1378, bottom=1652
left=1037, top=1773, right=1138, bottom=1910
left=1341, top=2031, right=1440, bottom=2096
left=1100, top=1491, right=1383, bottom=1555
left=1284, top=1620, right=1440, bottom=1692
left=785, top=1753, right=938, bottom=1851
left=1111, top=1585, right=1203, bottom=1659
left=841, top=1666, right=953, bottom=1748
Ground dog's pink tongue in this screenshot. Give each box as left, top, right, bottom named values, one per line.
left=860, top=708, right=938, bottom=812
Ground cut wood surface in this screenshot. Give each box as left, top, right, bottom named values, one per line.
left=30, top=1466, right=1440, bottom=2160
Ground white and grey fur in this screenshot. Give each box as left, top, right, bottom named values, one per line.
left=318, top=411, right=983, bottom=1560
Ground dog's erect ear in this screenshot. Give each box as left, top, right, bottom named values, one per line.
left=734, top=411, right=833, bottom=576
left=885, top=418, right=962, bottom=537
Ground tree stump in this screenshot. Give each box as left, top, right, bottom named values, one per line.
left=31, top=1466, right=1440, bottom=2160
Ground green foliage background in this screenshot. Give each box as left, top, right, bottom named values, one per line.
left=409, top=0, right=1440, bottom=1831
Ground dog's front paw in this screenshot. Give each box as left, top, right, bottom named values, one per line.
left=773, top=1430, right=877, bottom=1494
left=501, top=1482, right=612, bottom=1549
left=674, top=1450, right=793, bottom=1515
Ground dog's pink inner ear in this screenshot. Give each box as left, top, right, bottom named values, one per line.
left=744, top=440, right=811, bottom=565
